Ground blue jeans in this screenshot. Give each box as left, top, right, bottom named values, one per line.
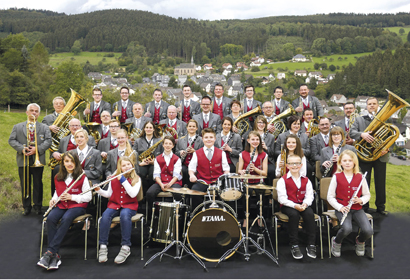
left=99, top=207, right=137, bottom=246
left=335, top=209, right=373, bottom=243
left=47, top=207, right=86, bottom=254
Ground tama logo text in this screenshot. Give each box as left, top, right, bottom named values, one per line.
left=202, top=216, right=225, bottom=222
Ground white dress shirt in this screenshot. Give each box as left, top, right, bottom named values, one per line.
left=52, top=173, right=92, bottom=204
left=188, top=146, right=230, bottom=173
left=121, top=99, right=128, bottom=109
left=276, top=171, right=314, bottom=208
left=153, top=151, right=182, bottom=180
left=96, top=177, right=141, bottom=199
left=203, top=112, right=210, bottom=122
left=77, top=145, right=89, bottom=163
left=275, top=154, right=307, bottom=177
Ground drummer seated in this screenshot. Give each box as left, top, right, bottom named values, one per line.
left=277, top=154, right=316, bottom=259
left=188, top=128, right=230, bottom=209
left=146, top=136, right=182, bottom=213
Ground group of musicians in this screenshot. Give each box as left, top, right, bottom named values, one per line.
left=8, top=82, right=388, bottom=265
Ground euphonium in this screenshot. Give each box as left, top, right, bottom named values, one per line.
left=268, top=104, right=296, bottom=138
left=233, top=105, right=262, bottom=136
left=123, top=123, right=142, bottom=141
left=355, top=89, right=410, bottom=162
left=307, top=118, right=320, bottom=138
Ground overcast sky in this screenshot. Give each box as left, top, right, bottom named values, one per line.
left=2, top=0, right=410, bottom=20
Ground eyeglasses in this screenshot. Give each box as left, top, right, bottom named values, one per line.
left=120, top=92, right=129, bottom=95
left=110, top=126, right=120, bottom=128
left=201, top=103, right=211, bottom=106
left=287, top=162, right=302, bottom=166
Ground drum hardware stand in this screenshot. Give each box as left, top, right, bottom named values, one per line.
left=216, top=178, right=278, bottom=266
left=144, top=201, right=208, bottom=272
left=248, top=189, right=275, bottom=255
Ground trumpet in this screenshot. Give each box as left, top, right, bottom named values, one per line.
left=80, top=168, right=135, bottom=195
left=297, top=97, right=303, bottom=117
left=114, top=103, right=119, bottom=122
left=44, top=171, right=86, bottom=217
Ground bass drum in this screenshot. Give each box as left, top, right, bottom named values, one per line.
left=187, top=206, right=242, bottom=262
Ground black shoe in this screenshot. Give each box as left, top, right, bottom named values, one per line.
left=377, top=210, right=388, bottom=216
left=306, top=245, right=317, bottom=259
left=48, top=254, right=61, bottom=270
left=290, top=245, right=303, bottom=259
left=22, top=209, right=31, bottom=216
left=37, top=251, right=53, bottom=269
left=35, top=208, right=43, bottom=215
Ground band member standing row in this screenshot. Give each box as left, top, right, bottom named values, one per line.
left=192, top=96, right=222, bottom=135
left=112, top=87, right=135, bottom=124
left=37, top=151, right=91, bottom=270
left=211, top=83, right=232, bottom=120
left=83, top=88, right=111, bottom=124
left=97, top=119, right=121, bottom=168
left=350, top=97, right=389, bottom=215
left=310, top=117, right=331, bottom=163
left=9, top=103, right=52, bottom=216
left=243, top=85, right=262, bottom=126
left=124, top=103, right=152, bottom=145
left=42, top=97, right=66, bottom=133
left=144, top=89, right=169, bottom=124
left=334, top=102, right=355, bottom=145
left=292, top=84, right=324, bottom=120
left=159, top=106, right=187, bottom=139
left=177, top=85, right=201, bottom=123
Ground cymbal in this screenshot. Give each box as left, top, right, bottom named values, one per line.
left=167, top=187, right=206, bottom=196
left=230, top=174, right=267, bottom=179
left=247, top=184, right=274, bottom=190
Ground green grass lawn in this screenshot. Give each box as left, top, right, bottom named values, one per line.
left=385, top=26, right=410, bottom=43
left=49, top=51, right=122, bottom=67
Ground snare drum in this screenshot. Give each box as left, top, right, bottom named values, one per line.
left=187, top=203, right=242, bottom=262
left=149, top=202, right=187, bottom=244
left=217, top=173, right=243, bottom=201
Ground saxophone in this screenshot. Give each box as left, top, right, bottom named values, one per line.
left=138, top=138, right=165, bottom=162
left=268, top=104, right=296, bottom=139
left=233, top=105, right=262, bottom=136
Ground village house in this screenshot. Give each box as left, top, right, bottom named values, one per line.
left=88, top=72, right=102, bottom=80
left=292, top=54, right=307, bottom=62
left=277, top=73, right=286, bottom=80
left=330, top=94, right=347, bottom=104
left=222, top=63, right=232, bottom=69
left=174, top=63, right=196, bottom=76
left=203, top=64, right=213, bottom=70
left=294, top=70, right=307, bottom=77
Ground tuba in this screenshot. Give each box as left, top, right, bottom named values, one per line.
left=233, top=105, right=262, bottom=136
left=355, top=89, right=410, bottom=162
left=268, top=104, right=296, bottom=139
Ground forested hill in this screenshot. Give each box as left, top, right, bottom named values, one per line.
left=0, top=9, right=409, bottom=60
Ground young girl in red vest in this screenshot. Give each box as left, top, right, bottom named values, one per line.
left=37, top=151, right=92, bottom=270
left=328, top=150, right=372, bottom=257
left=146, top=136, right=182, bottom=208
left=96, top=156, right=141, bottom=264
left=276, top=134, right=307, bottom=177
left=277, top=154, right=316, bottom=259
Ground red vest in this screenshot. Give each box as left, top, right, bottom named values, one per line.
left=67, top=138, right=77, bottom=151
left=157, top=154, right=182, bottom=186
left=183, top=105, right=191, bottom=123
left=107, top=178, right=139, bottom=211
left=213, top=100, right=224, bottom=120
left=169, top=121, right=178, bottom=139
left=110, top=138, right=118, bottom=150
left=335, top=173, right=363, bottom=210
left=242, top=151, right=266, bottom=184
left=196, top=147, right=224, bottom=184
left=120, top=106, right=127, bottom=123
left=184, top=140, right=195, bottom=166
left=302, top=102, right=310, bottom=122
left=203, top=119, right=209, bottom=129
left=91, top=107, right=101, bottom=123
left=29, top=132, right=34, bottom=143
left=101, top=128, right=109, bottom=139
left=221, top=138, right=232, bottom=164
left=275, top=102, right=280, bottom=115
left=282, top=175, right=308, bottom=204
left=153, top=106, right=161, bottom=124
left=55, top=175, right=88, bottom=209
left=247, top=104, right=255, bottom=122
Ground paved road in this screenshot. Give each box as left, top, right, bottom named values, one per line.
left=389, top=156, right=410, bottom=166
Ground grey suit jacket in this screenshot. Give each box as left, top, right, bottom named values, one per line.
left=177, top=99, right=201, bottom=120
left=96, top=136, right=131, bottom=153
left=42, top=112, right=58, bottom=126
left=175, top=135, right=204, bottom=164
left=112, top=100, right=135, bottom=121
left=84, top=100, right=111, bottom=122
left=273, top=99, right=290, bottom=114
left=89, top=125, right=111, bottom=139
left=133, top=137, right=164, bottom=165
left=262, top=133, right=276, bottom=164
left=159, top=119, right=187, bottom=138
left=212, top=96, right=232, bottom=117
left=310, top=133, right=329, bottom=162
left=320, top=145, right=356, bottom=175
left=9, top=121, right=52, bottom=167
left=105, top=147, right=138, bottom=177
left=214, top=132, right=243, bottom=166
left=292, top=96, right=324, bottom=119
left=124, top=116, right=152, bottom=131
left=243, top=99, right=262, bottom=113
left=192, top=112, right=222, bottom=135
left=350, top=115, right=389, bottom=162
left=274, top=131, right=310, bottom=160
left=144, top=100, right=169, bottom=122
left=58, top=135, right=96, bottom=154
left=75, top=146, right=102, bottom=184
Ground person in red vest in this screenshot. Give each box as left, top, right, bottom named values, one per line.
left=98, top=111, right=112, bottom=141
left=211, top=83, right=232, bottom=120
left=159, top=105, right=187, bottom=139
left=177, top=85, right=201, bottom=123
left=272, top=86, right=290, bottom=116
left=112, top=86, right=135, bottom=124
left=144, top=89, right=170, bottom=125
left=334, top=102, right=356, bottom=145
left=37, top=151, right=92, bottom=270
left=292, top=84, right=323, bottom=120
left=83, top=88, right=112, bottom=124
left=243, top=85, right=262, bottom=125
left=300, top=108, right=314, bottom=135
left=310, top=117, right=331, bottom=163
left=276, top=134, right=307, bottom=178
left=95, top=156, right=141, bottom=264
left=277, top=154, right=316, bottom=259
left=146, top=136, right=183, bottom=209
left=327, top=150, right=373, bottom=258
left=189, top=128, right=230, bottom=208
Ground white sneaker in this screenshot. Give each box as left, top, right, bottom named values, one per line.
left=114, top=247, right=130, bottom=264
left=355, top=237, right=365, bottom=257
left=98, top=247, right=108, bottom=263
left=331, top=236, right=341, bottom=257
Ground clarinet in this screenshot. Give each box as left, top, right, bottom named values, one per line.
left=340, top=172, right=368, bottom=226
left=245, top=146, right=257, bottom=174
left=181, top=135, right=198, bottom=162
left=222, top=132, right=235, bottom=150
left=323, top=142, right=343, bottom=177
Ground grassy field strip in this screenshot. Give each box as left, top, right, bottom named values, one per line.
left=48, top=51, right=122, bottom=68
left=385, top=26, right=410, bottom=42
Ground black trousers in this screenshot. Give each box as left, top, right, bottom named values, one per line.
left=359, top=158, right=386, bottom=212
left=191, top=183, right=209, bottom=211
left=281, top=206, right=316, bottom=246
left=138, top=165, right=154, bottom=195
left=181, top=165, right=192, bottom=188
left=18, top=166, right=44, bottom=211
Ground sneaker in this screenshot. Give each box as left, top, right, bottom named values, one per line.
left=114, top=247, right=130, bottom=264
left=290, top=245, right=303, bottom=259
left=37, top=251, right=53, bottom=269
left=355, top=237, right=365, bottom=257
left=48, top=254, right=61, bottom=270
left=98, top=247, right=108, bottom=263
left=331, top=236, right=341, bottom=257
left=306, top=245, right=317, bottom=259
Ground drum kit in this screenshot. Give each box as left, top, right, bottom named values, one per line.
left=144, top=173, right=279, bottom=270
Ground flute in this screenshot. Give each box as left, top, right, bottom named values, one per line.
left=80, top=167, right=135, bottom=195
left=340, top=171, right=368, bottom=226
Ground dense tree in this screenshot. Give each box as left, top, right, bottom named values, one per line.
left=50, top=61, right=84, bottom=99
left=71, top=40, right=82, bottom=55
